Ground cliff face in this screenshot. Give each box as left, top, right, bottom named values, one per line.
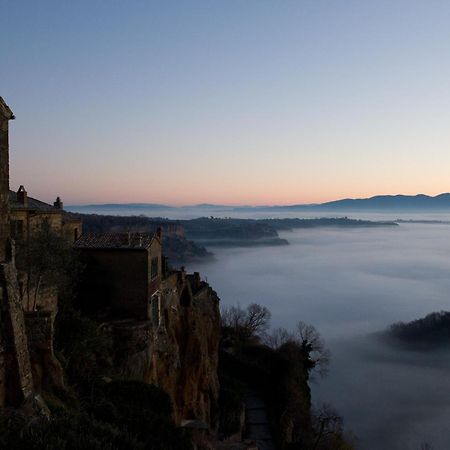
left=0, top=98, right=35, bottom=408
left=0, top=262, right=34, bottom=406
left=110, top=270, right=221, bottom=429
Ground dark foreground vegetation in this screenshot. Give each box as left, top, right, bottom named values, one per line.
left=385, top=311, right=450, bottom=350
left=1, top=380, right=191, bottom=450
left=218, top=303, right=355, bottom=450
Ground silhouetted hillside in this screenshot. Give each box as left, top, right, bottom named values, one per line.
left=385, top=311, right=450, bottom=350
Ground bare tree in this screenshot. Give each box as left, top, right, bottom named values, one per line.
left=245, top=303, right=271, bottom=337
left=264, top=327, right=295, bottom=349
left=311, top=403, right=344, bottom=450
left=221, top=303, right=271, bottom=341
left=296, top=321, right=331, bottom=377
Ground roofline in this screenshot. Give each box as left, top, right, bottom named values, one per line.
left=75, top=246, right=150, bottom=252
left=0, top=97, right=15, bottom=120
left=10, top=207, right=61, bottom=215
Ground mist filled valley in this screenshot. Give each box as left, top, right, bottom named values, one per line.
left=180, top=217, right=450, bottom=450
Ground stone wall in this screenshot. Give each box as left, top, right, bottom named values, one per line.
left=0, top=98, right=13, bottom=263
left=78, top=249, right=150, bottom=319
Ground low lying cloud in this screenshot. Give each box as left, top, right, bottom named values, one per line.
left=188, top=222, right=450, bottom=449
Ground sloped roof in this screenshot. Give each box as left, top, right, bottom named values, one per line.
left=74, top=232, right=155, bottom=250
left=0, top=97, right=14, bottom=120
left=9, top=190, right=59, bottom=212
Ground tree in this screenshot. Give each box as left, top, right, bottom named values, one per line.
left=311, top=403, right=353, bottom=450
left=265, top=322, right=330, bottom=377
left=15, top=220, right=80, bottom=311
left=221, top=303, right=271, bottom=342
left=296, top=321, right=331, bottom=377
left=264, top=327, right=295, bottom=349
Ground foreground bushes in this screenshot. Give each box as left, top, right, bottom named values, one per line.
left=0, top=380, right=192, bottom=450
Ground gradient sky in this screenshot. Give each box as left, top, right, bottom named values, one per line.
left=2, top=1, right=450, bottom=205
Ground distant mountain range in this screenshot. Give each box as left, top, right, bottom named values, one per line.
left=240, top=193, right=450, bottom=211
left=69, top=193, right=450, bottom=212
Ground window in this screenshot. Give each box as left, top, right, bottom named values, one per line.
left=151, top=257, right=159, bottom=280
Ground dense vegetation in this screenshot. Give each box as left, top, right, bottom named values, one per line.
left=386, top=311, right=450, bottom=350
left=257, top=217, right=398, bottom=230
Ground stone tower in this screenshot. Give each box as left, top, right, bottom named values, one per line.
left=0, top=97, right=14, bottom=262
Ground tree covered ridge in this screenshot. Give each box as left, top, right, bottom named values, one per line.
left=387, top=311, right=450, bottom=349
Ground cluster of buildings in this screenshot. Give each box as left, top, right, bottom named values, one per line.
left=0, top=97, right=203, bottom=321
left=0, top=97, right=220, bottom=426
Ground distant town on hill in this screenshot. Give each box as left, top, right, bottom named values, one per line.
left=69, top=193, right=450, bottom=213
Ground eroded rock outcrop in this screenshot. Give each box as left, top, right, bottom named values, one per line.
left=109, top=270, right=221, bottom=429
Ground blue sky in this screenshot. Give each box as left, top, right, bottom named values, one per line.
left=2, top=1, right=450, bottom=205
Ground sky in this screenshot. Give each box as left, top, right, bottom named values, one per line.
left=2, top=0, right=450, bottom=206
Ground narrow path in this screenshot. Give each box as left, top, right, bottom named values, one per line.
left=244, top=390, right=276, bottom=450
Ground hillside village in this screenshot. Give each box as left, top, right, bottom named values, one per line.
left=0, top=97, right=353, bottom=450
left=0, top=97, right=221, bottom=430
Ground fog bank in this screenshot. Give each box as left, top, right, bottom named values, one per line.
left=187, top=223, right=450, bottom=449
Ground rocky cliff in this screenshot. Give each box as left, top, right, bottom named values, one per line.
left=109, top=270, right=221, bottom=429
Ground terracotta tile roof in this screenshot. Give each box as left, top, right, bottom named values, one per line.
left=9, top=190, right=59, bottom=212
left=74, top=232, right=155, bottom=249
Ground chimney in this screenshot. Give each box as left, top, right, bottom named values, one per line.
left=53, top=196, right=63, bottom=209
left=156, top=226, right=162, bottom=240
left=17, top=185, right=27, bottom=206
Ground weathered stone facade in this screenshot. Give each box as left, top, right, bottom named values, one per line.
left=0, top=97, right=13, bottom=262
left=9, top=186, right=82, bottom=245
left=8, top=185, right=82, bottom=312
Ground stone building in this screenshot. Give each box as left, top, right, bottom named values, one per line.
left=74, top=230, right=163, bottom=320
left=9, top=186, right=82, bottom=244
left=0, top=97, right=14, bottom=262
left=8, top=186, right=82, bottom=312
